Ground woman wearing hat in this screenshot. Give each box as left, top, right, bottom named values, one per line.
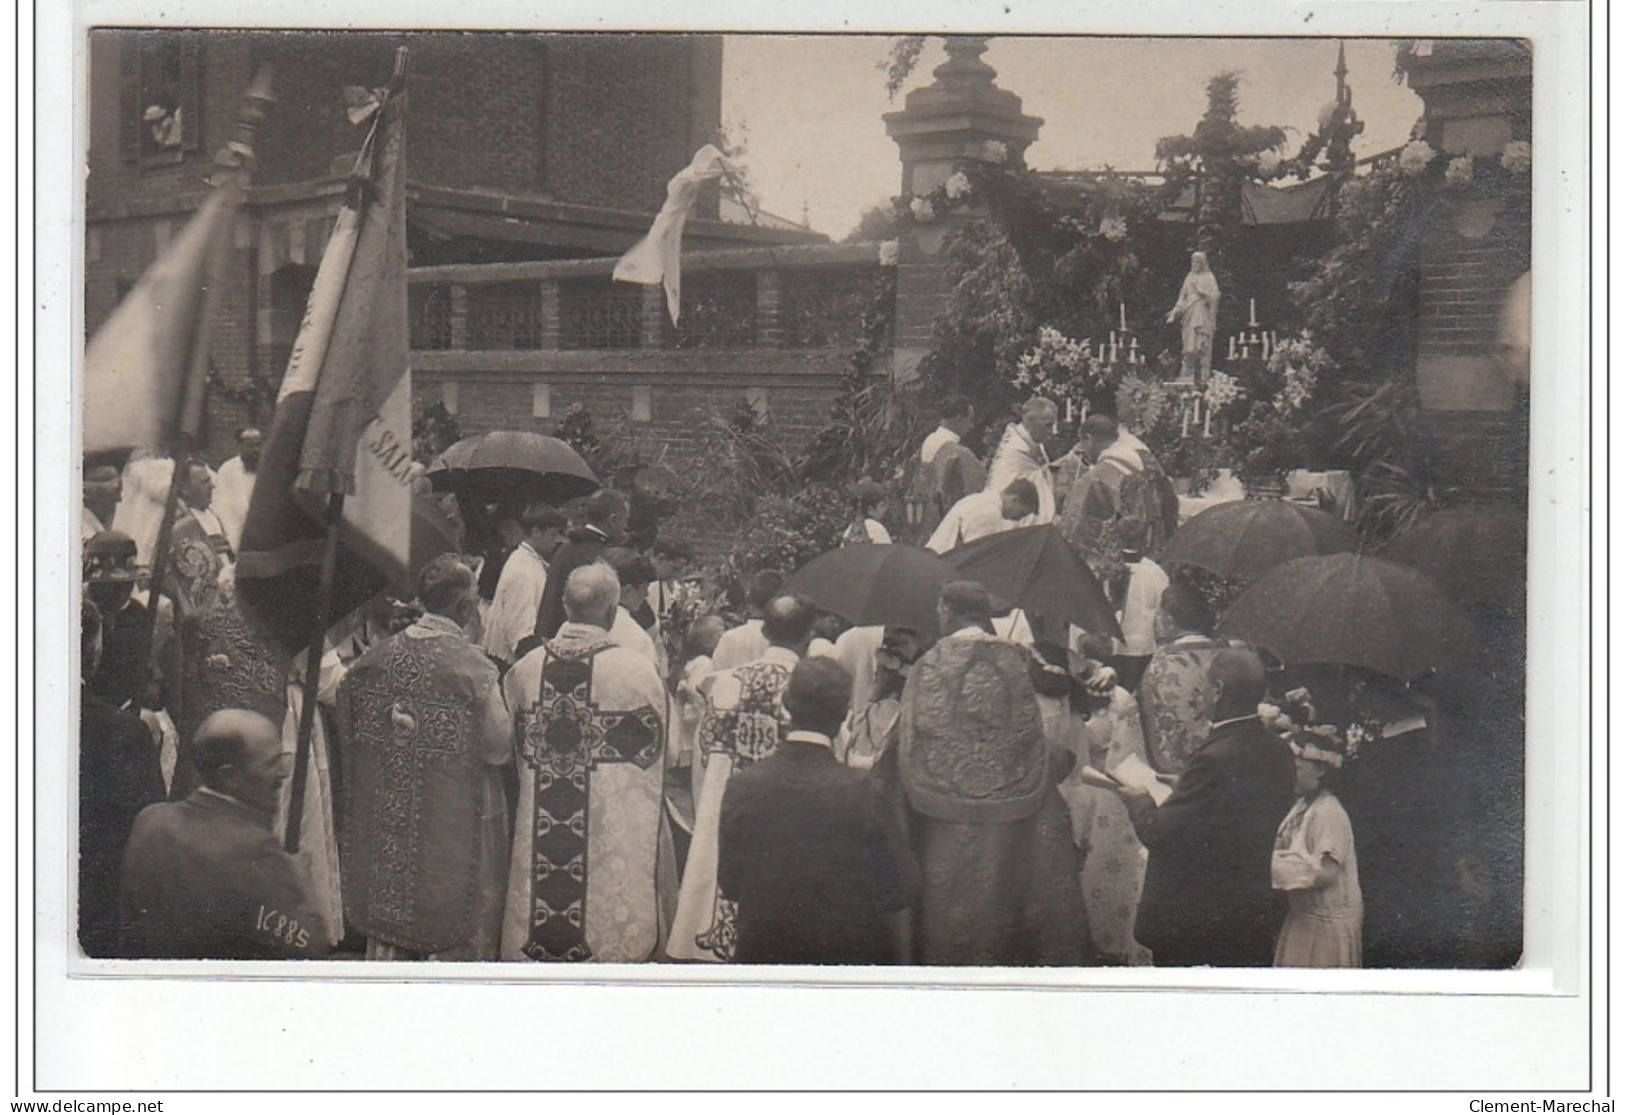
left=1266, top=689, right=1364, bottom=968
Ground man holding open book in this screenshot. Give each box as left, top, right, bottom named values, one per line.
left=1118, top=647, right=1296, bottom=967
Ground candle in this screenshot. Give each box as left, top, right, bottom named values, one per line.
left=1120, top=302, right=1128, bottom=332
left=1204, top=405, right=1212, bottom=438
left=1241, top=344, right=1250, bottom=360
left=1228, top=336, right=1237, bottom=360
left=1249, top=297, right=1258, bottom=327
left=1181, top=407, right=1190, bottom=438
left=1080, top=398, right=1089, bottom=420
left=1064, top=398, right=1075, bottom=424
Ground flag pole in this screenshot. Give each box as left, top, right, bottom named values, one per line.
left=284, top=489, right=346, bottom=852
left=143, top=66, right=275, bottom=671
left=284, top=47, right=408, bottom=853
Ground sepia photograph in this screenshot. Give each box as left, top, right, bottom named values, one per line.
left=36, top=0, right=1593, bottom=1094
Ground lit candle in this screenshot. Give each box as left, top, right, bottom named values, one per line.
left=1080, top=398, right=1090, bottom=420
left=1065, top=398, right=1075, bottom=424
left=1249, top=297, right=1259, bottom=327
left=1120, top=302, right=1128, bottom=332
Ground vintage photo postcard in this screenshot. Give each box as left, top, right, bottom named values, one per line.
left=30, top=0, right=1595, bottom=1094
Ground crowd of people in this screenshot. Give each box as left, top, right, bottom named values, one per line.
left=76, top=397, right=1512, bottom=969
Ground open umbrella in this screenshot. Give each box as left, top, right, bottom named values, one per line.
left=942, top=524, right=1122, bottom=640
left=1216, top=552, right=1476, bottom=682
left=1161, top=499, right=1357, bottom=585
left=425, top=430, right=599, bottom=507
left=784, top=544, right=963, bottom=636
left=1381, top=503, right=1527, bottom=610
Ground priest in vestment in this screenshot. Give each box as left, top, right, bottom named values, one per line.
left=984, top=397, right=1058, bottom=524
left=1058, top=414, right=1179, bottom=563
left=501, top=562, right=668, bottom=962
left=885, top=581, right=1089, bottom=966
left=335, top=556, right=511, bottom=961
left=667, top=593, right=817, bottom=961
left=164, top=465, right=287, bottom=802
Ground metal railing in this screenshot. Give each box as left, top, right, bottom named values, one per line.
left=407, top=242, right=887, bottom=354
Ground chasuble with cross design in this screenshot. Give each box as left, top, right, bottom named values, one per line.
left=500, top=623, right=667, bottom=962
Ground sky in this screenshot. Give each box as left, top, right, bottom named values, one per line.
left=721, top=36, right=1426, bottom=240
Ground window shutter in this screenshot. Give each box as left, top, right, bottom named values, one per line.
left=176, top=34, right=202, bottom=154
left=118, top=35, right=141, bottom=163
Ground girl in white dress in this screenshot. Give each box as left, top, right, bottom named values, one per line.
left=1271, top=726, right=1363, bottom=967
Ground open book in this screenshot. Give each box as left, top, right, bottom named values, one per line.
left=1076, top=753, right=1174, bottom=806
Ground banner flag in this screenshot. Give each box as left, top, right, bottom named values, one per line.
left=612, top=144, right=728, bottom=325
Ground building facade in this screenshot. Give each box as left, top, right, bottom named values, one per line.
left=84, top=30, right=821, bottom=459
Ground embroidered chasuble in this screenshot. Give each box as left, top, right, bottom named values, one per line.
left=172, top=590, right=289, bottom=801
left=666, top=647, right=796, bottom=961
left=893, top=633, right=1089, bottom=965
left=501, top=625, right=666, bottom=962
left=335, top=616, right=510, bottom=958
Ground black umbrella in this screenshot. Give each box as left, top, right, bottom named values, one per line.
left=942, top=524, right=1122, bottom=641
left=425, top=431, right=599, bottom=507
left=1161, top=499, right=1357, bottom=585
left=784, top=544, right=963, bottom=637
left=1217, top=553, right=1477, bottom=682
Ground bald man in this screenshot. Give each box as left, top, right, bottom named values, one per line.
left=119, top=710, right=330, bottom=959
left=502, top=562, right=667, bottom=962
left=1121, top=648, right=1296, bottom=967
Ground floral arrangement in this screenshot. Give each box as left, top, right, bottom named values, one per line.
left=1257, top=686, right=1379, bottom=762
left=1013, top=325, right=1115, bottom=408
left=897, top=155, right=1000, bottom=228
left=1223, top=334, right=1329, bottom=485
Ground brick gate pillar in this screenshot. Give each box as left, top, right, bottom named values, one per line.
left=882, top=36, right=1042, bottom=384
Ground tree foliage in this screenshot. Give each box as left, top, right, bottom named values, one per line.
left=1155, top=71, right=1288, bottom=257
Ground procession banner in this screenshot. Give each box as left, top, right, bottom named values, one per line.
left=82, top=152, right=246, bottom=459
left=237, top=84, right=413, bottom=651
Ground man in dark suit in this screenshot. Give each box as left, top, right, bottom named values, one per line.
left=714, top=657, right=912, bottom=964
left=80, top=599, right=166, bottom=958
left=528, top=488, right=629, bottom=648
left=120, top=709, right=331, bottom=959
left=1122, top=647, right=1296, bottom=967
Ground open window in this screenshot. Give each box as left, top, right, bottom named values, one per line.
left=119, top=30, right=203, bottom=166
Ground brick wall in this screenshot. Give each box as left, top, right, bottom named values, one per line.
left=1413, top=189, right=1530, bottom=413
left=86, top=31, right=258, bottom=215
left=88, top=31, right=723, bottom=212
left=412, top=350, right=844, bottom=463
left=543, top=34, right=721, bottom=216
